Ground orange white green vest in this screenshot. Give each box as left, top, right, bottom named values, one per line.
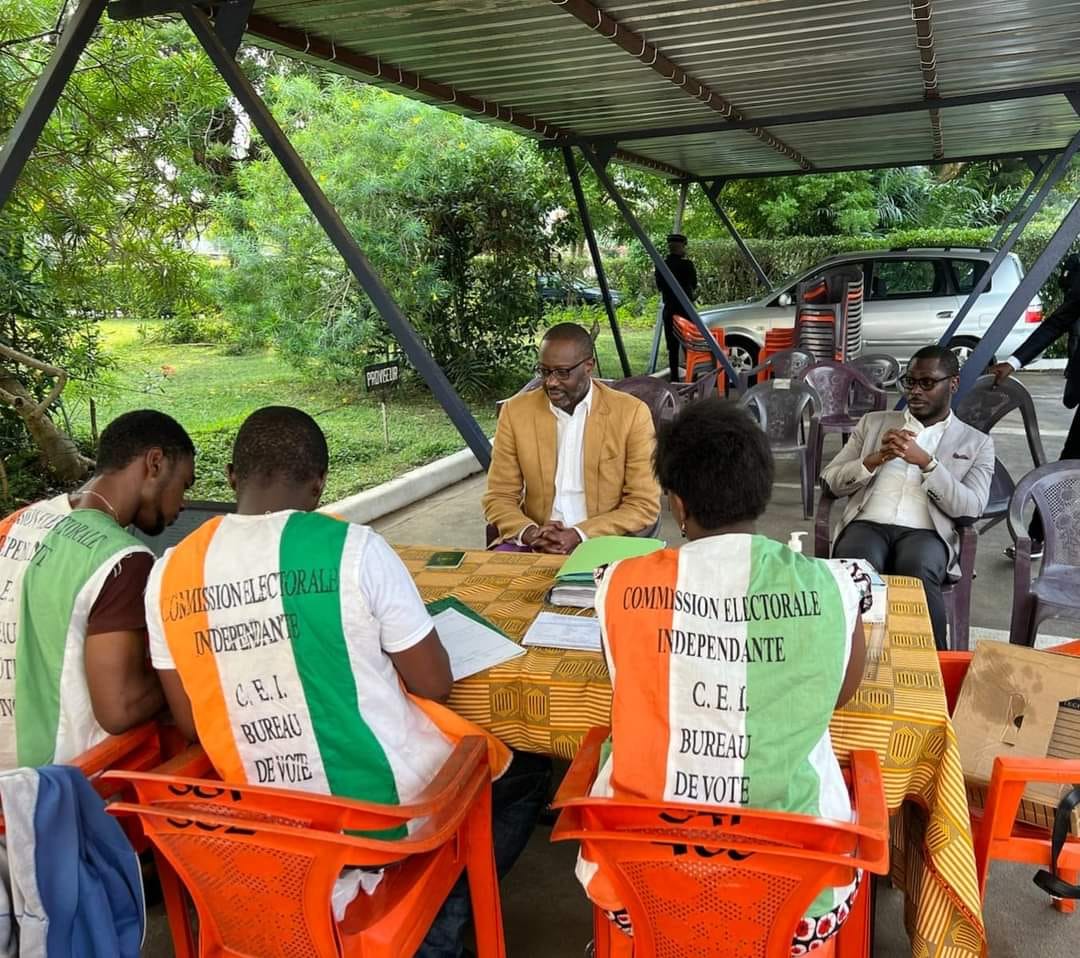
left=0, top=495, right=152, bottom=768
left=146, top=511, right=508, bottom=837
left=577, top=534, right=861, bottom=915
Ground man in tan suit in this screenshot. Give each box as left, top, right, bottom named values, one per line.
left=483, top=324, right=661, bottom=554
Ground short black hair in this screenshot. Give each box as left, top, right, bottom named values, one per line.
left=231, top=406, right=329, bottom=485
left=909, top=344, right=960, bottom=378
left=655, top=398, right=773, bottom=528
left=95, top=410, right=195, bottom=473
left=541, top=322, right=594, bottom=356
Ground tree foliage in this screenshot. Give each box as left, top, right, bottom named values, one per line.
left=213, top=78, right=571, bottom=395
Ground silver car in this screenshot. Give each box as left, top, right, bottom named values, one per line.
left=700, top=247, right=1044, bottom=374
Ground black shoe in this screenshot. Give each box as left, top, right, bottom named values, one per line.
left=1004, top=544, right=1044, bottom=561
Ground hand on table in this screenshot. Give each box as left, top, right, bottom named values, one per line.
left=881, top=428, right=931, bottom=469
left=531, top=522, right=582, bottom=555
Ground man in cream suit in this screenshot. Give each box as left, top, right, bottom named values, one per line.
left=822, top=345, right=994, bottom=649
left=483, top=323, right=661, bottom=554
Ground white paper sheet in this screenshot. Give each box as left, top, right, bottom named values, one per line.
left=432, top=607, right=525, bottom=681
left=522, top=611, right=602, bottom=652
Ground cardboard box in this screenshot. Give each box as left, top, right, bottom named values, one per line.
left=952, top=643, right=1080, bottom=837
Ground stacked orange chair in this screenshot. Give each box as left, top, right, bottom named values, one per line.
left=551, top=727, right=890, bottom=957
left=104, top=736, right=505, bottom=957
left=940, top=644, right=1080, bottom=915
left=759, top=326, right=796, bottom=373
left=672, top=315, right=726, bottom=393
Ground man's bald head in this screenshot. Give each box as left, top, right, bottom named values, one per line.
left=541, top=322, right=594, bottom=355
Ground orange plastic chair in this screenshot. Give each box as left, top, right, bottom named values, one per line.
left=672, top=315, right=727, bottom=393
left=759, top=326, right=797, bottom=374
left=551, top=727, right=889, bottom=957
left=940, top=645, right=1080, bottom=914
left=103, top=736, right=504, bottom=958
left=0, top=721, right=163, bottom=839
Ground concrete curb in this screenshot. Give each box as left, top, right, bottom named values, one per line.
left=323, top=445, right=485, bottom=525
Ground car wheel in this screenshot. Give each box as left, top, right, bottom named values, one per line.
left=947, top=336, right=995, bottom=370
left=725, top=338, right=758, bottom=376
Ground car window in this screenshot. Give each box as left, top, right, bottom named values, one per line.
left=870, top=259, right=947, bottom=300
left=949, top=259, right=991, bottom=294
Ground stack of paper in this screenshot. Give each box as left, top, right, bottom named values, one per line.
left=548, top=536, right=665, bottom=608
left=426, top=597, right=525, bottom=680
left=522, top=611, right=602, bottom=652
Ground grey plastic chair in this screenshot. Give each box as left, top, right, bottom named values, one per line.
left=954, top=374, right=1047, bottom=534
left=733, top=347, right=815, bottom=396
left=849, top=353, right=900, bottom=417
left=739, top=380, right=822, bottom=519
left=1007, top=461, right=1080, bottom=647
left=799, top=360, right=887, bottom=481
left=850, top=353, right=901, bottom=389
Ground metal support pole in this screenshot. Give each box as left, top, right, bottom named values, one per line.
left=990, top=154, right=1053, bottom=247
left=673, top=181, right=689, bottom=234
left=702, top=180, right=771, bottom=289
left=956, top=192, right=1080, bottom=400
left=0, top=0, right=108, bottom=212
left=183, top=6, right=491, bottom=468
left=561, top=146, right=630, bottom=378
left=579, top=147, right=738, bottom=384
left=937, top=131, right=1080, bottom=353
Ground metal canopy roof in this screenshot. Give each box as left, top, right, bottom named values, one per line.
left=242, top=0, right=1080, bottom=179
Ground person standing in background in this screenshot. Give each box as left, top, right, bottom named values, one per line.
left=655, top=233, right=698, bottom=383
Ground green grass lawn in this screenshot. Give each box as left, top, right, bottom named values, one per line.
left=66, top=322, right=659, bottom=503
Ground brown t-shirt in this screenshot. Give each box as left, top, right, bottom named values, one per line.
left=86, top=552, right=154, bottom=636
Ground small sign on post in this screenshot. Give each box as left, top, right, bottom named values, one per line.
left=363, top=359, right=401, bottom=450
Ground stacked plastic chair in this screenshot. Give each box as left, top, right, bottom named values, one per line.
left=672, top=315, right=727, bottom=394
left=795, top=268, right=864, bottom=364
left=759, top=325, right=796, bottom=370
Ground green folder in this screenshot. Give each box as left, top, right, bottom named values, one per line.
left=556, top=535, right=666, bottom=581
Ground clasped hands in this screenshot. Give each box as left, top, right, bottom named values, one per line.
left=863, top=428, right=932, bottom=472
left=522, top=521, right=582, bottom=555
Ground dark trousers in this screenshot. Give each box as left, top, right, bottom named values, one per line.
left=1029, top=402, right=1080, bottom=543
left=661, top=305, right=682, bottom=383
left=834, top=521, right=950, bottom=650
left=417, top=752, right=552, bottom=957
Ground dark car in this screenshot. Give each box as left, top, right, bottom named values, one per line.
left=538, top=274, right=622, bottom=308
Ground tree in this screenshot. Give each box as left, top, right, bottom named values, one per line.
left=213, top=78, right=571, bottom=395
left=0, top=1, right=233, bottom=484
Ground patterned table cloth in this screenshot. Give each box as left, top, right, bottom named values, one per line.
left=397, top=548, right=986, bottom=958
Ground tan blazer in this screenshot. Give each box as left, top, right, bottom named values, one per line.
left=482, top=381, right=661, bottom=542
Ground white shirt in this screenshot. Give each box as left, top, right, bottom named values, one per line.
left=550, top=383, right=592, bottom=532
left=856, top=412, right=951, bottom=529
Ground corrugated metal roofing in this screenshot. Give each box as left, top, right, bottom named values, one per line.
left=243, top=0, right=1080, bottom=178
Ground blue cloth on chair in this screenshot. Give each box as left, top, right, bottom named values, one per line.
left=0, top=765, right=144, bottom=957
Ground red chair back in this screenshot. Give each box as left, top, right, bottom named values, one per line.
left=552, top=729, right=889, bottom=957
left=104, top=737, right=504, bottom=958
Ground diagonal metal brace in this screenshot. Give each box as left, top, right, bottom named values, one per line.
left=182, top=5, right=492, bottom=468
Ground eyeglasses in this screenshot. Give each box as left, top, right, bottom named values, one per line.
left=900, top=375, right=951, bottom=392
left=535, top=358, right=590, bottom=381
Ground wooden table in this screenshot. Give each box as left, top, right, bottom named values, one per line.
left=397, top=547, right=986, bottom=958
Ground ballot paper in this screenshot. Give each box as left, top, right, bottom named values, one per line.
left=428, top=601, right=525, bottom=681
left=522, top=611, right=602, bottom=652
